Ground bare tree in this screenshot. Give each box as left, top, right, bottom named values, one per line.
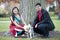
left=19, top=0, right=46, bottom=24
left=57, top=0, right=60, bottom=20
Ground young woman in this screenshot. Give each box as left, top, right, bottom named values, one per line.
left=10, top=7, right=26, bottom=37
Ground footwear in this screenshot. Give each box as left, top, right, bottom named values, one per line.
left=42, top=32, right=49, bottom=38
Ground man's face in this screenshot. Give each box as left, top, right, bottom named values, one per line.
left=35, top=5, right=42, bottom=11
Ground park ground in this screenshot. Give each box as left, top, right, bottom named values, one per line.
left=0, top=15, right=60, bottom=40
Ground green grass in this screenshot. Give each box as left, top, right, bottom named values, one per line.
left=0, top=21, right=10, bottom=32
left=0, top=16, right=60, bottom=40
left=0, top=36, right=60, bottom=40
left=53, top=20, right=60, bottom=31
left=0, top=17, right=10, bottom=21
left=51, top=16, right=60, bottom=31
left=0, top=16, right=60, bottom=32
left=32, top=37, right=60, bottom=40
left=0, top=37, right=30, bottom=40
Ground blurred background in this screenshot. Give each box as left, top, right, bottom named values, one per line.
left=0, top=0, right=60, bottom=40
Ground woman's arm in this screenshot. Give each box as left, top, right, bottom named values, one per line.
left=21, top=15, right=26, bottom=25
left=10, top=16, right=24, bottom=29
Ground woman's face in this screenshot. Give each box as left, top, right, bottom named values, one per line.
left=13, top=8, right=19, bottom=15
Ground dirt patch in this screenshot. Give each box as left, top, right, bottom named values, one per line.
left=49, top=31, right=60, bottom=37
left=0, top=31, right=11, bottom=37
left=0, top=31, right=60, bottom=37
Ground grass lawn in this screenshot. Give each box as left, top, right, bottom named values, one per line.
left=0, top=16, right=60, bottom=40
left=0, top=37, right=30, bottom=40
left=0, top=17, right=10, bottom=21
left=51, top=16, right=60, bottom=31
left=0, top=21, right=10, bottom=32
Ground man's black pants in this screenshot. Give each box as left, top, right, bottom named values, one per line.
left=33, top=24, right=52, bottom=36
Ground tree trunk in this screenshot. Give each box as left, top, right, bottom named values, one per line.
left=19, top=0, right=46, bottom=24
left=57, top=0, right=60, bottom=20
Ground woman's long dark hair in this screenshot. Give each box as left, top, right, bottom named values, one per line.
left=12, top=7, right=20, bottom=21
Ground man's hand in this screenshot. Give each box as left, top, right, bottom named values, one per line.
left=35, top=24, right=38, bottom=28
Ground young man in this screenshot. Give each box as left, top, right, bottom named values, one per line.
left=32, top=3, right=55, bottom=37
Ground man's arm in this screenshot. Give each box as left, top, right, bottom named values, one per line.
left=32, top=15, right=38, bottom=27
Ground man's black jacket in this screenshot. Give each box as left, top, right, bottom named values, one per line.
left=32, top=9, right=55, bottom=31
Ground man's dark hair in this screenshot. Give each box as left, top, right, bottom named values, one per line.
left=35, top=3, right=41, bottom=6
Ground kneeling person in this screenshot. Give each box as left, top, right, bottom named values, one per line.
left=32, top=3, right=55, bottom=37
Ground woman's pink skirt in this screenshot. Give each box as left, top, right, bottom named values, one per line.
left=9, top=23, right=25, bottom=37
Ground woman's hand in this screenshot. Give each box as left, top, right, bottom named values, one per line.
left=19, top=26, right=24, bottom=29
